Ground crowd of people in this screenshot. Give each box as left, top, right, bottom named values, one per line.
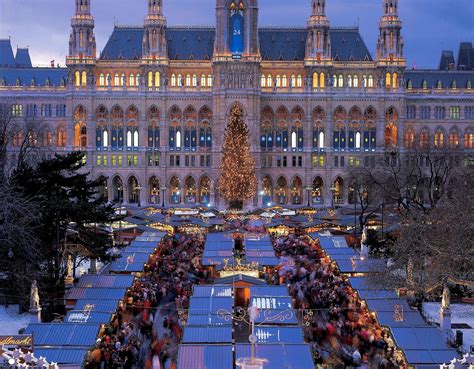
left=85, top=233, right=208, bottom=369
left=274, top=234, right=404, bottom=369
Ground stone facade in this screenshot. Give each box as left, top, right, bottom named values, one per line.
left=1, top=0, right=473, bottom=209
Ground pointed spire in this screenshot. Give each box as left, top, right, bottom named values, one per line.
left=75, top=0, right=91, bottom=15
left=376, top=0, right=405, bottom=66
left=68, top=0, right=96, bottom=64
left=306, top=0, right=331, bottom=64
left=142, top=0, right=168, bottom=62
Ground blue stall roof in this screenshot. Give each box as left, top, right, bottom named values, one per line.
left=390, top=326, right=458, bottom=365
left=24, top=323, right=100, bottom=347
left=74, top=300, right=119, bottom=314
left=117, top=252, right=150, bottom=263
left=65, top=287, right=126, bottom=300
left=76, top=275, right=135, bottom=289
left=334, top=258, right=385, bottom=274
left=318, top=235, right=349, bottom=249
left=236, top=344, right=314, bottom=369
left=253, top=326, right=305, bottom=343
left=192, top=285, right=232, bottom=298
left=65, top=311, right=112, bottom=324
left=357, top=289, right=398, bottom=299
left=215, top=274, right=268, bottom=286
left=365, top=298, right=411, bottom=313
left=186, top=314, right=232, bottom=327
left=250, top=286, right=290, bottom=297
left=177, top=345, right=233, bottom=369
left=109, top=261, right=146, bottom=273
left=35, top=348, right=86, bottom=365
left=251, top=296, right=293, bottom=310
left=188, top=296, right=233, bottom=315
left=182, top=326, right=232, bottom=343
left=374, top=311, right=427, bottom=328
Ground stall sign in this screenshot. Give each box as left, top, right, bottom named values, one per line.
left=0, top=335, right=33, bottom=347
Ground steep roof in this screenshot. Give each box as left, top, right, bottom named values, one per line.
left=438, top=50, right=455, bottom=70
left=0, top=39, right=16, bottom=67
left=100, top=25, right=373, bottom=62
left=15, top=47, right=32, bottom=67
left=0, top=67, right=68, bottom=86
left=457, top=42, right=473, bottom=70
left=405, top=70, right=473, bottom=89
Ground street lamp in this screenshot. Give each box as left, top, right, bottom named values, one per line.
left=160, top=184, right=166, bottom=208
left=305, top=184, right=312, bottom=207
left=135, top=185, right=143, bottom=207
left=330, top=184, right=337, bottom=208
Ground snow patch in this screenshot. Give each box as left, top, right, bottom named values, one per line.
left=0, top=305, right=30, bottom=335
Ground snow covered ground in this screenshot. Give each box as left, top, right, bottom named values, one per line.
left=423, top=302, right=474, bottom=354
left=0, top=305, right=30, bottom=335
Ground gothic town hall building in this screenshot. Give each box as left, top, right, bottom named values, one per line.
left=1, top=0, right=473, bottom=208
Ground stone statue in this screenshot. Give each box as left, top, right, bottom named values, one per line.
left=361, top=226, right=368, bottom=246
left=107, top=74, right=111, bottom=86
left=30, top=280, right=40, bottom=310
left=67, top=254, right=74, bottom=279
left=441, top=284, right=450, bottom=310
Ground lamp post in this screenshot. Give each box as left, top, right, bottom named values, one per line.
left=305, top=184, right=312, bottom=207
left=135, top=185, right=142, bottom=207
left=330, top=184, right=337, bottom=208
left=161, top=184, right=166, bottom=208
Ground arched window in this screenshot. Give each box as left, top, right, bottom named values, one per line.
left=114, top=73, right=120, bottom=86
left=207, top=74, right=212, bottom=86
left=75, top=71, right=81, bottom=87
left=129, top=74, right=135, bottom=87
left=464, top=128, right=473, bottom=149
left=201, top=74, right=207, bottom=87
left=290, top=106, right=304, bottom=151
left=437, top=80, right=442, bottom=90
left=385, top=107, right=398, bottom=147
left=449, top=127, right=459, bottom=148
left=348, top=106, right=362, bottom=151
left=74, top=106, right=87, bottom=148
left=136, top=74, right=140, bottom=86
left=260, top=106, right=274, bottom=151
left=261, top=74, right=266, bottom=87
left=267, top=75, right=272, bottom=87
left=291, top=74, right=296, bottom=87
left=364, top=107, right=377, bottom=151
left=407, top=79, right=413, bottom=90
left=452, top=80, right=457, bottom=89
left=178, top=74, right=183, bottom=86
left=171, top=74, right=176, bottom=87
left=81, top=70, right=87, bottom=87
left=148, top=72, right=154, bottom=87
left=297, top=74, right=302, bottom=87
left=192, top=74, right=197, bottom=87
left=111, top=105, right=124, bottom=150
left=282, top=75, right=287, bottom=88
left=147, top=106, right=161, bottom=149
left=275, top=106, right=289, bottom=150
left=368, top=75, right=374, bottom=88
left=392, top=72, right=398, bottom=89
left=186, top=74, right=191, bottom=87
left=176, top=131, right=182, bottom=148
left=386, top=72, right=391, bottom=89
left=422, top=80, right=428, bottom=90
left=434, top=127, right=445, bottom=148
left=168, top=106, right=182, bottom=150
left=99, top=73, right=105, bottom=86
left=362, top=75, right=367, bottom=88
left=332, top=74, right=338, bottom=87
left=57, top=127, right=66, bottom=147
left=405, top=127, right=415, bottom=148
left=155, top=71, right=161, bottom=87
left=319, top=72, right=325, bottom=89
left=312, top=107, right=325, bottom=150
left=338, top=75, right=344, bottom=87
left=276, top=75, right=281, bottom=87
left=126, top=106, right=139, bottom=149
left=199, top=106, right=212, bottom=149
left=420, top=128, right=430, bottom=149
left=353, top=74, right=359, bottom=88
left=120, top=73, right=125, bottom=86
left=103, top=130, right=109, bottom=147
left=183, top=106, right=197, bottom=150
left=313, top=72, right=319, bottom=88
left=333, top=106, right=347, bottom=151
left=348, top=75, right=353, bottom=88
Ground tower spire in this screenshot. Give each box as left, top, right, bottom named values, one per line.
left=142, top=0, right=167, bottom=62
left=376, top=0, right=405, bottom=66
left=67, top=0, right=96, bottom=64
left=305, top=0, right=331, bottom=64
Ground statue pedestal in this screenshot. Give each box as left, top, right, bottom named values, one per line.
left=360, top=243, right=369, bottom=258
left=89, top=258, right=97, bottom=274
left=29, top=306, right=42, bottom=324
left=65, top=276, right=74, bottom=286
left=440, top=307, right=452, bottom=330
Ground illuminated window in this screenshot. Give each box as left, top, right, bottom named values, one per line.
left=313, top=72, right=319, bottom=88
left=392, top=73, right=398, bottom=89
left=75, top=71, right=81, bottom=87
left=155, top=71, right=161, bottom=87
left=320, top=73, right=325, bottom=89
left=267, top=75, right=272, bottom=87
left=178, top=74, right=183, bottom=86
left=136, top=74, right=140, bottom=86
left=297, top=74, right=302, bottom=87
left=333, top=74, right=338, bottom=87
left=114, top=74, right=120, bottom=86
left=368, top=75, right=374, bottom=88
left=276, top=75, right=281, bottom=87
left=81, top=71, right=87, bottom=87
left=129, top=74, right=135, bottom=87
left=121, top=73, right=125, bottom=86
left=282, top=75, right=287, bottom=87
left=148, top=71, right=154, bottom=87
left=207, top=74, right=212, bottom=87
left=422, top=80, right=428, bottom=90
left=353, top=74, right=358, bottom=88
left=338, top=74, right=343, bottom=87
left=348, top=75, right=353, bottom=88
left=449, top=106, right=460, bottom=120
left=171, top=74, right=176, bottom=87
left=186, top=74, right=191, bottom=87
left=201, top=74, right=206, bottom=87
left=192, top=74, right=197, bottom=87
left=99, top=73, right=105, bottom=86
left=261, top=74, right=266, bottom=87
left=291, top=74, right=296, bottom=87
left=386, top=72, right=391, bottom=89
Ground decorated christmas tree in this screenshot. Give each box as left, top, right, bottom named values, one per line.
left=218, top=104, right=257, bottom=209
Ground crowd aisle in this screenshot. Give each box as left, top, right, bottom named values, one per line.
left=85, top=233, right=207, bottom=369
left=274, top=234, right=403, bottom=369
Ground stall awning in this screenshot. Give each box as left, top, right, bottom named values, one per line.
left=235, top=344, right=314, bottom=369
left=24, top=323, right=100, bottom=347
left=177, top=345, right=233, bottom=369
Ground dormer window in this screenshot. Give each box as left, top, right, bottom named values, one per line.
left=31, top=78, right=36, bottom=87
left=422, top=80, right=428, bottom=90
left=467, top=80, right=472, bottom=90
left=45, top=78, right=51, bottom=87
left=437, top=80, right=442, bottom=89
left=451, top=80, right=457, bottom=89
left=407, top=79, right=412, bottom=90
left=16, top=78, right=22, bottom=87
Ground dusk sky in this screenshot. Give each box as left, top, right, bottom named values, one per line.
left=1, top=0, right=472, bottom=68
